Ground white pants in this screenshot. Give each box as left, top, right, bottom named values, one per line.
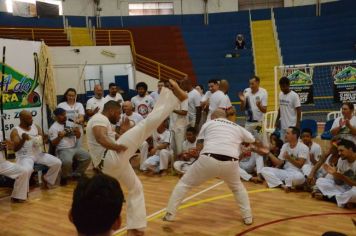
left=316, top=177, right=356, bottom=207
left=174, top=159, right=195, bottom=174
left=101, top=87, right=180, bottom=230
left=142, top=149, right=173, bottom=173
left=261, top=167, right=305, bottom=188
left=166, top=154, right=252, bottom=220
left=139, top=141, right=149, bottom=171
left=172, top=127, right=186, bottom=156
left=16, top=153, right=61, bottom=192
left=0, top=160, right=29, bottom=200
left=239, top=153, right=264, bottom=181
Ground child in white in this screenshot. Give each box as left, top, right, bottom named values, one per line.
left=300, top=129, right=322, bottom=176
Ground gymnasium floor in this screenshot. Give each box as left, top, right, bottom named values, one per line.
left=0, top=172, right=354, bottom=236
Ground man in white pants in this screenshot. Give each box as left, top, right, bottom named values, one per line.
left=0, top=133, right=29, bottom=202
left=163, top=109, right=268, bottom=225
left=261, top=126, right=308, bottom=192
left=315, top=139, right=356, bottom=208
left=10, top=111, right=62, bottom=191
left=86, top=79, right=187, bottom=236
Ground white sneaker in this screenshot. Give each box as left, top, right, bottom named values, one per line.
left=243, top=217, right=253, bottom=225
left=162, top=212, right=175, bottom=222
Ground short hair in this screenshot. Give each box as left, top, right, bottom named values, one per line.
left=136, top=82, right=148, bottom=91
left=279, top=76, right=290, bottom=86
left=250, top=75, right=260, bottom=83
left=275, top=138, right=284, bottom=150
left=289, top=126, right=300, bottom=139
left=109, top=82, right=116, bottom=89
left=63, top=88, right=77, bottom=102
left=338, top=139, right=356, bottom=152
left=186, top=126, right=197, bottom=134
left=71, top=174, right=124, bottom=235
left=301, top=128, right=313, bottom=136
left=208, top=79, right=219, bottom=84
left=103, top=100, right=121, bottom=111
left=342, top=102, right=354, bottom=111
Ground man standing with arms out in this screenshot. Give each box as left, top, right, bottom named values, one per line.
left=275, top=77, right=301, bottom=141
left=131, top=82, right=155, bottom=119
left=86, top=79, right=187, bottom=236
left=261, top=127, right=308, bottom=192
left=238, top=76, right=268, bottom=182
left=183, top=80, right=201, bottom=129
left=104, top=83, right=124, bottom=105
left=11, top=111, right=62, bottom=191
left=150, top=80, right=164, bottom=103
left=86, top=84, right=105, bottom=119
left=163, top=109, right=268, bottom=225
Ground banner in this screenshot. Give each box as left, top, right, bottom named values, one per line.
left=12, top=1, right=37, bottom=17
left=36, top=1, right=59, bottom=17
left=0, top=39, right=47, bottom=138
left=283, top=67, right=314, bottom=104
left=332, top=65, right=356, bottom=103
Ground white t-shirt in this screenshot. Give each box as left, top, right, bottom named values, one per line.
left=198, top=118, right=255, bottom=159
left=86, top=97, right=106, bottom=113
left=153, top=129, right=171, bottom=148
left=104, top=93, right=124, bottom=105
left=117, top=112, right=144, bottom=127
left=182, top=139, right=197, bottom=152
left=207, top=91, right=232, bottom=120
left=150, top=91, right=160, bottom=103
left=201, top=91, right=212, bottom=103
left=279, top=142, right=308, bottom=172
left=14, top=125, right=41, bottom=158
left=49, top=121, right=77, bottom=150
left=279, top=91, right=301, bottom=130
left=337, top=158, right=356, bottom=175
left=57, top=102, right=85, bottom=123
left=131, top=95, right=155, bottom=118
left=188, top=89, right=202, bottom=125
left=243, top=87, right=268, bottom=122
left=331, top=116, right=356, bottom=143
left=303, top=141, right=322, bottom=165
left=170, top=99, right=189, bottom=130
left=86, top=113, right=116, bottom=167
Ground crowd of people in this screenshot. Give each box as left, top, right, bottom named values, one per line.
left=0, top=76, right=355, bottom=236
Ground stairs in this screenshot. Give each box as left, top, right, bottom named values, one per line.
left=69, top=27, right=93, bottom=46
left=251, top=20, right=280, bottom=111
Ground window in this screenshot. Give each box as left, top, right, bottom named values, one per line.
left=129, top=2, right=174, bottom=16
left=239, top=0, right=283, bottom=10
left=6, top=0, right=63, bottom=15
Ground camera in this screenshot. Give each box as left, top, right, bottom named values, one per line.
left=64, top=127, right=75, bottom=137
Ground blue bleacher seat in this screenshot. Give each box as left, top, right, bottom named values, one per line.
left=301, top=119, right=318, bottom=138
left=321, top=119, right=335, bottom=140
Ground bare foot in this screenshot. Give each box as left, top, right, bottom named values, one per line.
left=281, top=184, right=291, bottom=193
left=160, top=170, right=168, bottom=176
left=169, top=79, right=188, bottom=101
left=250, top=176, right=263, bottom=184
left=127, top=229, right=145, bottom=236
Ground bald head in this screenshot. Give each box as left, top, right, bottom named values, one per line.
left=219, top=80, right=229, bottom=94
left=94, top=84, right=103, bottom=99
left=211, top=109, right=227, bottom=120
left=19, top=110, right=33, bottom=127
left=123, top=101, right=134, bottom=115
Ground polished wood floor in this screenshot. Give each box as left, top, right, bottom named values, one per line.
left=0, top=172, right=354, bottom=236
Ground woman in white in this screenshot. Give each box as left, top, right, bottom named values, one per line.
left=331, top=102, right=356, bottom=143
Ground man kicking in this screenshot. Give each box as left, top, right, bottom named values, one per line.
left=163, top=109, right=268, bottom=225
left=86, top=79, right=187, bottom=236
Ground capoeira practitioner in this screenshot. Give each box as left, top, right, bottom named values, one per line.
left=86, top=79, right=187, bottom=236
left=315, top=139, right=356, bottom=208
left=0, top=132, right=29, bottom=202
left=11, top=111, right=61, bottom=191
left=163, top=109, right=268, bottom=225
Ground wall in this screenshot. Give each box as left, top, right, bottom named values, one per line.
left=135, top=70, right=159, bottom=92
left=284, top=0, right=338, bottom=7
left=49, top=45, right=133, bottom=95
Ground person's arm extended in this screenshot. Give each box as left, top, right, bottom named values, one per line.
left=92, top=126, right=127, bottom=152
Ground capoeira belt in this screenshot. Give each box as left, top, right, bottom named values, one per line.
left=96, top=149, right=109, bottom=173
left=203, top=153, right=238, bottom=161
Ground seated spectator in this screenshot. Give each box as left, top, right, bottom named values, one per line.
left=131, top=82, right=155, bottom=118
left=104, top=83, right=124, bottom=105
left=141, top=121, right=173, bottom=176
left=49, top=108, right=91, bottom=185
left=235, top=34, right=246, bottom=50
left=331, top=102, right=356, bottom=143
left=86, top=84, right=105, bottom=119
left=150, top=80, right=164, bottom=103
left=314, top=139, right=356, bottom=208
left=117, top=101, right=144, bottom=132
left=239, top=144, right=262, bottom=183
left=0, top=133, right=29, bottom=203
left=261, top=127, right=308, bottom=192
left=10, top=111, right=61, bottom=192
left=70, top=174, right=124, bottom=236
left=301, top=128, right=323, bottom=177
left=173, top=127, right=199, bottom=174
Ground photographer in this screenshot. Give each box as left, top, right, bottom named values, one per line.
left=49, top=108, right=91, bottom=186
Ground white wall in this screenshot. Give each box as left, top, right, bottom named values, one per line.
left=50, top=45, right=133, bottom=95
left=284, top=0, right=338, bottom=7
left=135, top=70, right=159, bottom=92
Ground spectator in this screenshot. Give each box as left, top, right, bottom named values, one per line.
left=195, top=84, right=205, bottom=96
left=86, top=84, right=105, bottom=119
left=70, top=174, right=124, bottom=236
left=131, top=82, right=155, bottom=118
left=235, top=34, right=246, bottom=50
left=182, top=80, right=202, bottom=129
left=301, top=128, right=323, bottom=177
left=150, top=80, right=164, bottom=103
left=104, top=83, right=124, bottom=106
left=330, top=102, right=356, bottom=143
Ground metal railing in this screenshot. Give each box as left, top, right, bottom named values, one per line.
left=0, top=27, right=67, bottom=41
left=94, top=29, right=187, bottom=81
left=271, top=8, right=283, bottom=65
left=248, top=10, right=258, bottom=75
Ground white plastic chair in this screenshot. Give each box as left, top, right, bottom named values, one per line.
left=327, top=111, right=341, bottom=121
left=263, top=111, right=278, bottom=135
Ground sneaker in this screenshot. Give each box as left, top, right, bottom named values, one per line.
left=162, top=212, right=175, bottom=222
left=243, top=217, right=253, bottom=225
